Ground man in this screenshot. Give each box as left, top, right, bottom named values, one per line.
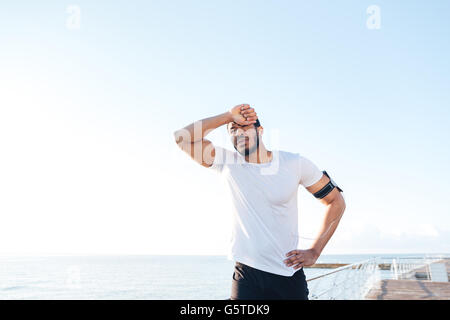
left=173, top=104, right=346, bottom=300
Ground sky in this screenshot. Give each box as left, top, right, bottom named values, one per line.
left=0, top=1, right=449, bottom=256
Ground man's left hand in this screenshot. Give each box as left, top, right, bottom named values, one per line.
left=284, top=249, right=319, bottom=270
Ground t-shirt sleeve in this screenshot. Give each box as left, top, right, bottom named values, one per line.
left=298, top=154, right=323, bottom=187
left=208, top=145, right=234, bottom=173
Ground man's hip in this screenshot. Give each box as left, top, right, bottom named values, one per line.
left=230, top=261, right=309, bottom=300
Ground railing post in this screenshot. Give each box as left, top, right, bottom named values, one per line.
left=392, top=258, right=398, bottom=280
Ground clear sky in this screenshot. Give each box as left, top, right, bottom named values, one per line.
left=0, top=1, right=449, bottom=255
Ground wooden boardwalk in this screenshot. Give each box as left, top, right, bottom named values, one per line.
left=366, top=279, right=450, bottom=300
left=366, top=259, right=450, bottom=300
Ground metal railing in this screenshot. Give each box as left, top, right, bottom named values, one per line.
left=307, top=258, right=380, bottom=300
left=389, top=256, right=447, bottom=280
left=306, top=255, right=449, bottom=300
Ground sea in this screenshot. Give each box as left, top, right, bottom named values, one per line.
left=0, top=253, right=444, bottom=299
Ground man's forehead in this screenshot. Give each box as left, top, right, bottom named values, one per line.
left=229, top=122, right=252, bottom=129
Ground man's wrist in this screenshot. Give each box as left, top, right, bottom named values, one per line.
left=224, top=111, right=233, bottom=123
left=310, top=247, right=321, bottom=260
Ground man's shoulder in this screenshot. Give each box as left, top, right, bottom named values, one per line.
left=277, top=150, right=300, bottom=160
left=278, top=150, right=315, bottom=161
left=274, top=150, right=301, bottom=169
left=213, top=145, right=239, bottom=164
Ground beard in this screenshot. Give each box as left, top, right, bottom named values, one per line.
left=233, top=134, right=260, bottom=157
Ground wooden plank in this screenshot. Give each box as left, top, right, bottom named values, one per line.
left=366, top=280, right=450, bottom=300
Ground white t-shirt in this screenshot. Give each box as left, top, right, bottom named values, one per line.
left=209, top=146, right=323, bottom=276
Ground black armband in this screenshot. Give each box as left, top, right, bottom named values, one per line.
left=313, top=171, right=343, bottom=199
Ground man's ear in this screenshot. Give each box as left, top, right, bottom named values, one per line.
left=258, top=126, right=264, bottom=136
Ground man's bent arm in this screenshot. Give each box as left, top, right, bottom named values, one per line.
left=173, top=112, right=232, bottom=167
left=285, top=177, right=346, bottom=269
left=309, top=192, right=346, bottom=258
left=173, top=105, right=258, bottom=167
left=173, top=111, right=232, bottom=145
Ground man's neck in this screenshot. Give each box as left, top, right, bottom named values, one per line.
left=245, top=144, right=272, bottom=164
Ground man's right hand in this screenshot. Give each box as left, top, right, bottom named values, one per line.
left=228, top=104, right=258, bottom=126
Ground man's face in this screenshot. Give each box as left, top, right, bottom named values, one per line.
left=228, top=122, right=260, bottom=156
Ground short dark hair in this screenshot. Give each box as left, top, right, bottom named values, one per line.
left=228, top=119, right=261, bottom=129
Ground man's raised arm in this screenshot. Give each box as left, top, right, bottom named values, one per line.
left=173, top=104, right=258, bottom=167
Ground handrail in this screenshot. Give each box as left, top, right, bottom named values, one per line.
left=379, top=255, right=450, bottom=260
left=306, top=258, right=379, bottom=300
left=390, top=256, right=443, bottom=280
left=305, top=255, right=447, bottom=299
left=306, top=258, right=374, bottom=282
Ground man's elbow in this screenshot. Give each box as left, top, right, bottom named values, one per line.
left=334, top=194, right=346, bottom=212
left=327, top=191, right=345, bottom=210
left=173, top=130, right=186, bottom=145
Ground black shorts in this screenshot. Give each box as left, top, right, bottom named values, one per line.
left=230, top=261, right=309, bottom=300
